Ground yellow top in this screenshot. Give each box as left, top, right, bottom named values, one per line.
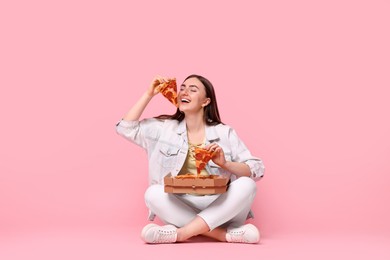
left=178, top=141, right=209, bottom=176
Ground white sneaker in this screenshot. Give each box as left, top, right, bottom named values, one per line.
left=141, top=223, right=177, bottom=244
left=226, top=224, right=260, bottom=244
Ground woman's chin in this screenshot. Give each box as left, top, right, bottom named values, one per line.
left=178, top=105, right=190, bottom=112
left=179, top=104, right=202, bottom=114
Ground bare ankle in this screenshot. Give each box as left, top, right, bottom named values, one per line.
left=176, top=228, right=186, bottom=242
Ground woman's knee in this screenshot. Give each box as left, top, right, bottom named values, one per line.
left=144, top=184, right=165, bottom=207
left=230, top=176, right=257, bottom=196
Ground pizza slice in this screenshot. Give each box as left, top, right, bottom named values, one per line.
left=158, top=78, right=178, bottom=107
left=194, top=147, right=216, bottom=175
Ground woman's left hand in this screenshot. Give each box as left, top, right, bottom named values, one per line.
left=205, top=143, right=226, bottom=168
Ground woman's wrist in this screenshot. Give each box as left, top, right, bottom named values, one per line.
left=219, top=161, right=230, bottom=170
left=219, top=161, right=251, bottom=177
left=144, top=91, right=155, bottom=99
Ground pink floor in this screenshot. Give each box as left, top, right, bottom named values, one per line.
left=1, top=227, right=389, bottom=260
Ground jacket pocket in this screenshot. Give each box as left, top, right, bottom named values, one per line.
left=159, top=144, right=180, bottom=168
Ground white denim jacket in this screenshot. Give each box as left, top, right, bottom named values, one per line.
left=116, top=118, right=264, bottom=184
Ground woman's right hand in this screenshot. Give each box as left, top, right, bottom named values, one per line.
left=147, top=76, right=170, bottom=97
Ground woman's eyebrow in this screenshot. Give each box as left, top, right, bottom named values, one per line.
left=180, top=84, right=199, bottom=89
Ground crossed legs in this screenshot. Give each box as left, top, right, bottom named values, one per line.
left=144, top=176, right=257, bottom=242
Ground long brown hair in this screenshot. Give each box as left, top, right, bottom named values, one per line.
left=155, top=74, right=223, bottom=125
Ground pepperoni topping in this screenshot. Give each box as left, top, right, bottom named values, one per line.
left=159, top=79, right=178, bottom=107
left=194, top=147, right=215, bottom=175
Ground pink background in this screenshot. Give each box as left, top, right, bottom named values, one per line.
left=1, top=0, right=390, bottom=259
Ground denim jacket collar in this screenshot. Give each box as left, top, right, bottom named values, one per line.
left=176, top=120, right=186, bottom=135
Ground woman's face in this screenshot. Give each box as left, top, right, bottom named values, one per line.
left=178, top=77, right=210, bottom=113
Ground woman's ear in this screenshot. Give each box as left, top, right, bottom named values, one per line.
left=202, top=98, right=211, bottom=107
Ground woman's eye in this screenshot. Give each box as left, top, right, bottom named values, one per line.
left=190, top=89, right=197, bottom=92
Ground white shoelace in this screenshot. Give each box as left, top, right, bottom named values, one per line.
left=153, top=229, right=177, bottom=243
left=228, top=230, right=247, bottom=243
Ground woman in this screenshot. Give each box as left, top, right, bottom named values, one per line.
left=116, top=74, right=265, bottom=244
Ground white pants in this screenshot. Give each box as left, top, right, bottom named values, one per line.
left=144, top=176, right=257, bottom=231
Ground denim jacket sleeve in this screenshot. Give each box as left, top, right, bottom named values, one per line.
left=115, top=118, right=163, bottom=150
left=227, top=127, right=265, bottom=181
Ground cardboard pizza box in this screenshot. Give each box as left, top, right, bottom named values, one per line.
left=164, top=173, right=229, bottom=195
